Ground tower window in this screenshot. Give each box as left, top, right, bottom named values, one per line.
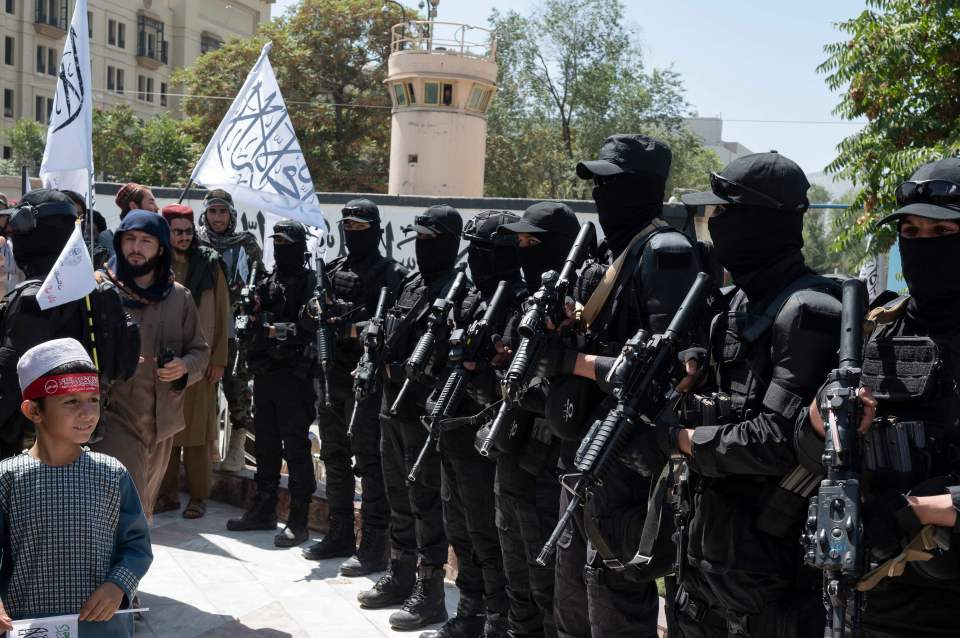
left=406, top=82, right=416, bottom=103
left=424, top=82, right=438, bottom=105
left=441, top=83, right=453, bottom=106
left=392, top=83, right=406, bottom=106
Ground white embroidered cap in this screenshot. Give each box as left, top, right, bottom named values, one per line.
left=17, top=338, right=94, bottom=395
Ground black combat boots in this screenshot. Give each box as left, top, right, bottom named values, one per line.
left=302, top=512, right=355, bottom=560
left=482, top=611, right=509, bottom=638
left=226, top=491, right=277, bottom=531
left=389, top=565, right=449, bottom=630
left=418, top=594, right=484, bottom=638
left=357, top=553, right=417, bottom=609
left=274, top=500, right=310, bottom=548
left=340, top=526, right=390, bottom=576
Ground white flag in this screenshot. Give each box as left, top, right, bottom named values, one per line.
left=38, top=0, right=94, bottom=206
left=191, top=42, right=326, bottom=233
left=37, top=225, right=96, bottom=311
left=858, top=254, right=885, bottom=302
left=10, top=613, right=78, bottom=636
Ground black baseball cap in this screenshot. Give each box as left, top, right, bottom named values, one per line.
left=340, top=198, right=380, bottom=224
left=576, top=134, right=672, bottom=180
left=502, top=202, right=580, bottom=237
left=402, top=204, right=463, bottom=236
left=682, top=151, right=810, bottom=212
left=877, top=158, right=960, bottom=226
left=269, top=218, right=308, bottom=243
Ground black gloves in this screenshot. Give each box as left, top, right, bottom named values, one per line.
left=535, top=338, right=579, bottom=378
left=863, top=489, right=923, bottom=560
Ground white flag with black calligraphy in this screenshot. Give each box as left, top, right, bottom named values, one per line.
left=37, top=225, right=96, bottom=311
left=191, top=42, right=326, bottom=232
left=39, top=0, right=94, bottom=206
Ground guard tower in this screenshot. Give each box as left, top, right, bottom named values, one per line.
left=385, top=18, right=497, bottom=197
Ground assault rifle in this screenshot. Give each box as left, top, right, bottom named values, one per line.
left=803, top=278, right=867, bottom=638
left=536, top=272, right=712, bottom=566
left=233, top=260, right=263, bottom=375
left=348, top=286, right=392, bottom=437
left=390, top=265, right=468, bottom=414
left=408, top=281, right=511, bottom=483
left=478, top=222, right=596, bottom=457
left=313, top=258, right=336, bottom=407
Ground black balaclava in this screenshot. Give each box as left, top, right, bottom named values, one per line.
left=274, top=242, right=306, bottom=276
left=13, top=217, right=75, bottom=278
left=900, top=233, right=960, bottom=333
left=345, top=224, right=382, bottom=262
left=414, top=205, right=463, bottom=282
left=707, top=205, right=806, bottom=297
left=592, top=173, right=665, bottom=256
left=468, top=243, right=521, bottom=296
left=520, top=233, right=575, bottom=289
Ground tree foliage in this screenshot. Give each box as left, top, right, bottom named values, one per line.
left=8, top=120, right=46, bottom=174
left=820, top=0, right=960, bottom=256
left=173, top=0, right=408, bottom=193
left=485, top=0, right=716, bottom=199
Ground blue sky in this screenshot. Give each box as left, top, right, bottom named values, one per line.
left=272, top=0, right=869, bottom=180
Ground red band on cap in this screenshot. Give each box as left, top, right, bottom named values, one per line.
left=23, top=374, right=100, bottom=401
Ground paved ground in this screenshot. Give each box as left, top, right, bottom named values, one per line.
left=137, top=498, right=456, bottom=638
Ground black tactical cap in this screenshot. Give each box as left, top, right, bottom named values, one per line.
left=340, top=198, right=380, bottom=224
left=877, top=158, right=960, bottom=226
left=269, top=218, right=308, bottom=243
left=462, top=210, right=520, bottom=246
left=502, top=201, right=580, bottom=237
left=404, top=204, right=463, bottom=236
left=203, top=188, right=234, bottom=210
left=576, top=134, right=672, bottom=180
left=682, top=151, right=810, bottom=212
left=14, top=189, right=78, bottom=219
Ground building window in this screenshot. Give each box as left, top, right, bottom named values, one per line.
left=3, top=37, right=13, bottom=66
left=146, top=77, right=154, bottom=103
left=108, top=18, right=116, bottom=45
left=116, top=69, right=124, bottom=94
left=47, top=47, right=55, bottom=76
left=160, top=82, right=167, bottom=107
left=3, top=89, right=13, bottom=118
left=137, top=14, right=167, bottom=64
left=47, top=97, right=53, bottom=121
left=2, top=146, right=11, bottom=160
left=35, top=0, right=67, bottom=30
left=423, top=82, right=439, bottom=105
left=441, top=83, right=454, bottom=106
left=137, top=75, right=145, bottom=101
left=87, top=11, right=92, bottom=39
left=35, top=95, right=44, bottom=123
left=406, top=82, right=416, bottom=103
left=391, top=83, right=406, bottom=106
left=107, top=66, right=115, bottom=92
left=118, top=22, right=125, bottom=48
left=4, top=0, right=13, bottom=16
left=200, top=34, right=222, bottom=54
left=35, top=45, right=45, bottom=74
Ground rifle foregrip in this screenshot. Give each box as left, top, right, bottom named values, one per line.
left=503, top=336, right=538, bottom=401
left=408, top=331, right=437, bottom=375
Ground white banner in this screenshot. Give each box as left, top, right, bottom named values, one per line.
left=37, top=225, right=96, bottom=310
left=39, top=0, right=94, bottom=206
left=10, top=613, right=78, bottom=637
left=191, top=42, right=325, bottom=235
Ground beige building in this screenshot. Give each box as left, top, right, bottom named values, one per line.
left=0, top=0, right=274, bottom=160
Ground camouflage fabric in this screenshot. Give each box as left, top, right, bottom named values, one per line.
left=223, top=339, right=254, bottom=431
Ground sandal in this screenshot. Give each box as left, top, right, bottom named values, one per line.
left=182, top=499, right=207, bottom=519
left=153, top=496, right=180, bottom=514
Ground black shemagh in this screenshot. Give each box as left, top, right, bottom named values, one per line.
left=708, top=206, right=805, bottom=284
left=344, top=226, right=381, bottom=261
left=274, top=243, right=306, bottom=275
left=468, top=244, right=521, bottom=297
left=900, top=234, right=960, bottom=333
left=416, top=234, right=460, bottom=279
left=592, top=178, right=663, bottom=257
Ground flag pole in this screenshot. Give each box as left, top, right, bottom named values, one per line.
left=177, top=179, right=194, bottom=204
left=73, top=218, right=101, bottom=371
left=19, top=165, right=28, bottom=197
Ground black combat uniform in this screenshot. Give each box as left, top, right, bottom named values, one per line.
left=302, top=199, right=408, bottom=577
left=545, top=137, right=703, bottom=638
left=668, top=152, right=841, bottom=637
left=357, top=205, right=464, bottom=631
left=493, top=203, right=584, bottom=638
left=227, top=219, right=319, bottom=548
left=797, top=159, right=960, bottom=637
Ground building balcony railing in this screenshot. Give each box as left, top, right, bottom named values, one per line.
left=391, top=21, right=496, bottom=61
left=34, top=1, right=68, bottom=37
left=136, top=39, right=169, bottom=69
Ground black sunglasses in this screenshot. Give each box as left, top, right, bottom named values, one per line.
left=710, top=172, right=785, bottom=210
left=895, top=179, right=960, bottom=209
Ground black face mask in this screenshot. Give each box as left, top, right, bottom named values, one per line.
left=274, top=243, right=305, bottom=275
left=344, top=226, right=381, bottom=261
left=468, top=244, right=520, bottom=296
left=520, top=234, right=574, bottom=289
left=123, top=253, right=161, bottom=277
left=12, top=217, right=74, bottom=277
left=416, top=234, right=460, bottom=279
left=707, top=206, right=804, bottom=282
left=592, top=178, right=663, bottom=256
left=900, top=233, right=960, bottom=332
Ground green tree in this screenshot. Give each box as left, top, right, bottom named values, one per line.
left=8, top=120, right=46, bottom=174
left=93, top=105, right=144, bottom=182
left=131, top=114, right=199, bottom=187
left=485, top=0, right=711, bottom=199
left=173, top=0, right=410, bottom=193
left=820, top=0, right=960, bottom=255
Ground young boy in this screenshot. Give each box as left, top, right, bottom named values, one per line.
left=0, top=338, right=152, bottom=637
